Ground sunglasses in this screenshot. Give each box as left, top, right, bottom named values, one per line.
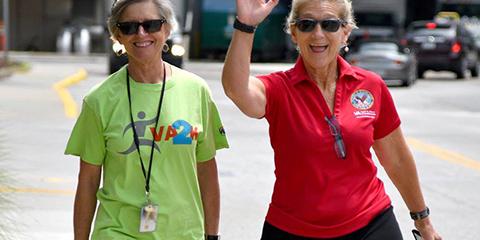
left=325, top=116, right=347, bottom=159
left=116, top=19, right=166, bottom=35
left=294, top=18, right=347, bottom=33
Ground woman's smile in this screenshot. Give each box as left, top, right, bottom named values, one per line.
left=133, top=40, right=154, bottom=48
left=310, top=43, right=328, bottom=53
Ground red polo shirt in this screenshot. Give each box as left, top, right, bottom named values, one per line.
left=257, top=56, right=401, bottom=238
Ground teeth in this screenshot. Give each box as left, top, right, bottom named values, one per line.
left=134, top=41, right=153, bottom=47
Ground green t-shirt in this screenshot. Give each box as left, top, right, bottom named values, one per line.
left=65, top=65, right=229, bottom=240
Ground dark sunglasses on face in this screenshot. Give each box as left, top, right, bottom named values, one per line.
left=116, top=19, right=167, bottom=35
left=294, top=18, right=347, bottom=33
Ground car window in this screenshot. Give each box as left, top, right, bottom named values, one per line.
left=410, top=27, right=455, bottom=37
left=358, top=42, right=399, bottom=52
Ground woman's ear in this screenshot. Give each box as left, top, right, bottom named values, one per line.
left=342, top=25, right=352, bottom=45
left=290, top=25, right=298, bottom=45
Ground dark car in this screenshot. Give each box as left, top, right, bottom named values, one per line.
left=108, top=28, right=185, bottom=74
left=404, top=19, right=479, bottom=79
left=346, top=39, right=417, bottom=87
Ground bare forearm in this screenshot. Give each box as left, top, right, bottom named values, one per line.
left=74, top=185, right=98, bottom=240
left=374, top=129, right=442, bottom=239
left=374, top=128, right=427, bottom=212
left=222, top=30, right=255, bottom=100
left=74, top=160, right=101, bottom=240
left=383, top=154, right=426, bottom=212
left=197, top=159, right=220, bottom=235
left=202, top=181, right=220, bottom=235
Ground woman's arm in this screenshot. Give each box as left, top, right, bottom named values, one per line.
left=74, top=160, right=102, bottom=240
left=373, top=127, right=442, bottom=240
left=197, top=158, right=220, bottom=236
left=221, top=0, right=279, bottom=118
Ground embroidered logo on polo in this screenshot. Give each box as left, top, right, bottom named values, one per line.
left=351, top=90, right=377, bottom=119
left=351, top=90, right=374, bottom=110
left=120, top=111, right=199, bottom=155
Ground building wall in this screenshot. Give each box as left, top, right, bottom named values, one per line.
left=10, top=0, right=72, bottom=51
left=6, top=0, right=186, bottom=52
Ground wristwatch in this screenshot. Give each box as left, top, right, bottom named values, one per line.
left=410, top=207, right=430, bottom=220
left=233, top=17, right=256, bottom=33
left=205, top=234, right=220, bottom=240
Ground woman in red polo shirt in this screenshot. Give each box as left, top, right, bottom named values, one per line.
left=222, top=0, right=442, bottom=239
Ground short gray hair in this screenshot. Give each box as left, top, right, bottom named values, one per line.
left=285, top=0, right=357, bottom=34
left=107, top=0, right=177, bottom=41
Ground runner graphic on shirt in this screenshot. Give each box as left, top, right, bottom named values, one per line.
left=120, top=111, right=160, bottom=155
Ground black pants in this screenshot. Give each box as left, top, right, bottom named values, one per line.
left=260, top=206, right=403, bottom=240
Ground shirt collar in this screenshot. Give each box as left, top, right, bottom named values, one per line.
left=287, top=55, right=359, bottom=85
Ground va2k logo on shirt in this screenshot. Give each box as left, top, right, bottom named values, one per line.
left=120, top=111, right=199, bottom=155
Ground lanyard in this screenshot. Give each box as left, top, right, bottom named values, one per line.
left=126, top=64, right=166, bottom=194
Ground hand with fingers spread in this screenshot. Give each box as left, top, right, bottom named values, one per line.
left=236, top=0, right=279, bottom=26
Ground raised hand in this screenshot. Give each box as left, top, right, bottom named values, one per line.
left=236, top=0, right=279, bottom=26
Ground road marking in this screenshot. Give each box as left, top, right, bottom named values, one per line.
left=0, top=186, right=75, bottom=195
left=407, top=138, right=480, bottom=172
left=53, top=69, right=88, bottom=118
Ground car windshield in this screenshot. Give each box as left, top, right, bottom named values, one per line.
left=358, top=42, right=399, bottom=52
left=409, top=24, right=456, bottom=37
left=412, top=28, right=455, bottom=37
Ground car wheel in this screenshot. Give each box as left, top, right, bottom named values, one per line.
left=417, top=68, right=425, bottom=79
left=455, top=58, right=468, bottom=79
left=401, top=79, right=412, bottom=87
left=470, top=62, right=480, bottom=77
left=402, top=66, right=417, bottom=87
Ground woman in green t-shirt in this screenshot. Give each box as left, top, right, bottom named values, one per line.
left=65, top=0, right=228, bottom=239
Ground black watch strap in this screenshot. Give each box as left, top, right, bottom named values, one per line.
left=410, top=207, right=430, bottom=220
left=205, top=234, right=220, bottom=240
left=233, top=17, right=256, bottom=33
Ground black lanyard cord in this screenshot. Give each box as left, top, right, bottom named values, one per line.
left=126, top=64, right=167, bottom=194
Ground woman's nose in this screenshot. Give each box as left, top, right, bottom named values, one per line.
left=137, top=25, right=148, bottom=35
left=312, top=24, right=325, bottom=36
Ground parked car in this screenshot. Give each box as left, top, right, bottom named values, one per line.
left=345, top=39, right=418, bottom=87
left=108, top=27, right=185, bottom=74
left=349, top=12, right=399, bottom=47
left=404, top=19, right=479, bottom=79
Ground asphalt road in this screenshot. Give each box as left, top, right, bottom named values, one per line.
left=0, top=53, right=479, bottom=239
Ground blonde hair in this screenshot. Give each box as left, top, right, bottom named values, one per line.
left=107, top=0, right=177, bottom=41
left=285, top=0, right=357, bottom=34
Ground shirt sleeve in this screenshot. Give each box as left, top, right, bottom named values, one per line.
left=257, top=73, right=280, bottom=120
left=64, top=100, right=105, bottom=165
left=196, top=90, right=229, bottom=162
left=373, top=82, right=401, bottom=139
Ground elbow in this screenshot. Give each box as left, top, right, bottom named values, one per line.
left=221, top=77, right=239, bottom=102
left=221, top=73, right=233, bottom=97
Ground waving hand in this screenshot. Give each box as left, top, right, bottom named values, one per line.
left=236, top=0, right=279, bottom=26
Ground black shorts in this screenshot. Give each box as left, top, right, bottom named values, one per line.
left=260, top=206, right=403, bottom=240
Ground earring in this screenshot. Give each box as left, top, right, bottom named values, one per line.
left=344, top=46, right=349, bottom=53
left=163, top=44, right=170, bottom=53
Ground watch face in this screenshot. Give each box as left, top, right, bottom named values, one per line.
left=206, top=235, right=220, bottom=240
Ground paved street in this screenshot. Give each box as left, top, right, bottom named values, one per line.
left=1, top=53, right=479, bottom=239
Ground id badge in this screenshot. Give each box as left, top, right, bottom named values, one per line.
left=139, top=203, right=158, bottom=233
